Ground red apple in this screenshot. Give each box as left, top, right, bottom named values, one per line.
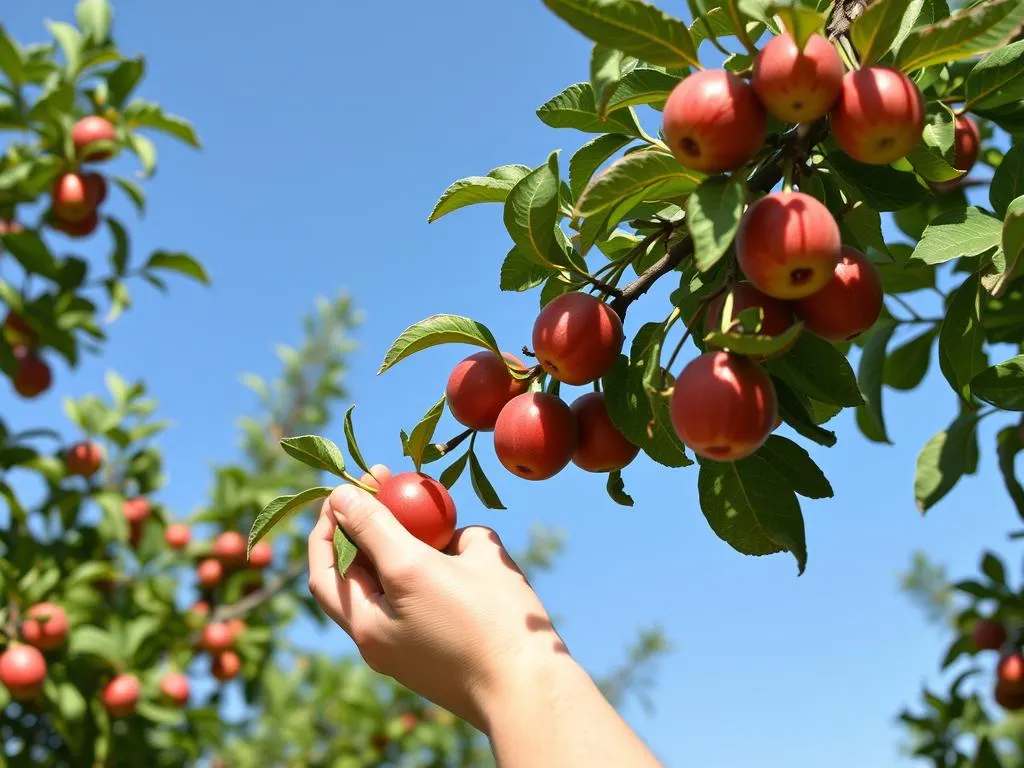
left=67, top=441, right=104, bottom=477
left=247, top=540, right=272, bottom=569
left=972, top=619, right=1007, bottom=651
left=0, top=644, right=46, bottom=700
left=191, top=600, right=211, bottom=617
left=12, top=348, right=52, bottom=398
left=532, top=293, right=623, bottom=385
left=951, top=115, right=981, bottom=173
left=165, top=523, right=191, bottom=550
left=494, top=392, right=577, bottom=480
left=101, top=674, right=140, bottom=718
left=736, top=191, right=841, bottom=299
left=123, top=497, right=151, bottom=525
left=753, top=33, right=844, bottom=123
left=996, top=679, right=1024, bottom=710
left=831, top=66, right=925, bottom=165
left=3, top=312, right=39, bottom=348
left=669, top=351, right=777, bottom=461
left=399, top=712, right=418, bottom=732
left=72, top=116, right=117, bottom=161
left=445, top=351, right=530, bottom=431
left=569, top=392, right=639, bottom=473
left=375, top=472, right=458, bottom=550
left=0, top=219, right=23, bottom=237
left=160, top=671, right=190, bottom=707
left=793, top=246, right=883, bottom=342
left=213, top=531, right=248, bottom=568
left=705, top=283, right=799, bottom=357
left=227, top=619, right=246, bottom=641
left=20, top=603, right=69, bottom=651
left=51, top=210, right=99, bottom=238
left=662, top=69, right=767, bottom=173
left=1000, top=652, right=1024, bottom=684
left=202, top=622, right=234, bottom=653
left=83, top=172, right=107, bottom=206
left=197, top=558, right=224, bottom=588
left=211, top=650, right=241, bottom=681
left=51, top=173, right=94, bottom=223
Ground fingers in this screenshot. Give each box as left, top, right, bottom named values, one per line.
left=360, top=464, right=391, bottom=491
left=328, top=484, right=425, bottom=577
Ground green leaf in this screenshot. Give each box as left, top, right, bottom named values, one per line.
left=877, top=243, right=936, bottom=293
left=280, top=435, right=347, bottom=477
left=906, top=102, right=961, bottom=183
left=536, top=82, right=641, bottom=135
left=333, top=526, right=358, bottom=577
left=704, top=321, right=804, bottom=357
left=605, top=67, right=681, bottom=111
left=46, top=21, right=82, bottom=75
left=756, top=435, right=834, bottom=499
left=428, top=165, right=532, bottom=222
left=939, top=274, right=986, bottom=405
left=884, top=326, right=938, bottom=390
left=0, top=26, right=25, bottom=86
left=504, top=151, right=565, bottom=267
left=765, top=333, right=863, bottom=407
left=840, top=203, right=888, bottom=257
left=981, top=551, right=1007, bottom=585
left=576, top=149, right=702, bottom=218
left=591, top=45, right=624, bottom=118
left=55, top=682, right=87, bottom=723
left=248, top=486, right=333, bottom=552
left=686, top=175, right=745, bottom=273
left=129, top=131, right=156, bottom=177
left=105, top=56, right=144, bottom=108
left=940, top=634, right=973, bottom=670
left=973, top=737, right=1005, bottom=768
left=69, top=626, right=124, bottom=665
left=911, top=205, right=1002, bottom=266
left=857, top=321, right=897, bottom=444
left=606, top=469, right=635, bottom=506
left=569, top=134, right=632, bottom=200
left=136, top=701, right=185, bottom=726
left=991, top=144, right=1024, bottom=219
left=343, top=405, right=371, bottom=475
left=698, top=456, right=808, bottom=574
left=404, top=396, right=446, bottom=472
left=500, top=246, right=553, bottom=292
left=542, top=0, right=700, bottom=68
left=468, top=450, right=506, bottom=510
left=772, top=2, right=827, bottom=50
left=915, top=411, right=980, bottom=512
left=439, top=452, right=469, bottom=489
left=964, top=39, right=1024, bottom=110
left=1001, top=193, right=1024, bottom=264
left=1, top=230, right=58, bottom=277
left=124, top=101, right=200, bottom=147
left=123, top=615, right=161, bottom=659
left=145, top=251, right=210, bottom=284
left=827, top=152, right=929, bottom=212
left=996, top=426, right=1024, bottom=516
left=896, top=0, right=1024, bottom=72
left=852, top=0, right=915, bottom=65
left=378, top=314, right=500, bottom=374
left=113, top=177, right=145, bottom=214
left=76, top=0, right=114, bottom=45
left=972, top=354, right=1024, bottom=410
left=107, top=217, right=129, bottom=275
left=772, top=378, right=838, bottom=447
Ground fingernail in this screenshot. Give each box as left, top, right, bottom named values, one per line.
left=329, top=484, right=360, bottom=518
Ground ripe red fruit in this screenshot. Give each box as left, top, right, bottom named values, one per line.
left=213, top=531, right=248, bottom=568
left=160, top=672, right=190, bottom=707
left=494, top=392, right=577, bottom=480
left=247, top=540, right=272, bottom=569
left=211, top=650, right=241, bottom=681
left=662, top=69, right=767, bottom=173
left=569, top=392, right=639, bottom=473
left=736, top=191, right=841, bottom=300
left=83, top=172, right=107, bottom=206
left=20, top=603, right=70, bottom=651
left=705, top=283, right=799, bottom=358
left=67, top=441, right=104, bottom=477
left=191, top=600, right=211, bottom=617
left=446, top=351, right=531, bottom=431
left=202, top=622, right=234, bottom=653
left=123, top=497, right=151, bottom=524
left=197, top=559, right=224, bottom=588
left=532, top=293, right=623, bottom=385
left=101, top=674, right=140, bottom=718
left=376, top=472, right=458, bottom=550
left=72, top=116, right=117, bottom=161
left=953, top=114, right=981, bottom=173
left=3, top=312, right=39, bottom=348
left=753, top=33, right=844, bottom=123
left=831, top=67, right=925, bottom=165
left=399, top=712, right=418, bottom=732
left=793, top=246, right=883, bottom=342
left=995, top=679, right=1024, bottom=710
left=52, top=210, right=99, bottom=238
left=0, top=219, right=23, bottom=237
left=669, top=351, right=777, bottom=461
left=227, top=619, right=246, bottom=640
left=972, top=619, right=1007, bottom=651
left=999, top=651, right=1024, bottom=684
left=13, top=349, right=52, bottom=398
left=0, top=645, right=47, bottom=700
left=165, top=523, right=191, bottom=550
left=51, top=173, right=94, bottom=223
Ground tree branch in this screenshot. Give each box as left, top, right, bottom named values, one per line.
left=210, top=559, right=306, bottom=623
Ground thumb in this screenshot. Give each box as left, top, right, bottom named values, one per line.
left=328, top=484, right=422, bottom=576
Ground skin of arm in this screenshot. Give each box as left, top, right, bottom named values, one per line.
left=306, top=465, right=663, bottom=768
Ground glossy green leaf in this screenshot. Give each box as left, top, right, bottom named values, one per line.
left=939, top=274, right=986, bottom=405
left=991, top=144, right=1024, bottom=219
left=113, top=177, right=145, bottom=214
left=537, top=82, right=641, bottom=135
left=687, top=175, right=745, bottom=272
left=569, top=134, right=632, bottom=200
left=504, top=151, right=565, bottom=267
left=333, top=526, right=358, bottom=576
left=765, top=333, right=864, bottom=407
left=896, top=0, right=1024, bottom=72
left=857, top=321, right=897, bottom=444
left=429, top=165, right=532, bottom=222
left=1, top=230, right=58, bottom=277
left=69, top=626, right=124, bottom=665
left=499, top=246, right=553, bottom=292
left=852, top=0, right=915, bottom=65
left=439, top=452, right=470, bottom=489
left=76, top=0, right=114, bottom=45
left=343, top=405, right=371, bottom=475
left=971, top=354, right=1024, bottom=410
left=378, top=314, right=500, bottom=374
left=704, top=321, right=804, bottom=357
left=771, top=2, right=827, bottom=49
left=576, top=150, right=702, bottom=218
left=884, top=326, right=938, bottom=390
left=773, top=378, right=838, bottom=447
left=46, top=21, right=82, bottom=75
left=964, top=39, right=1024, bottom=110
left=591, top=45, right=624, bottom=118
left=248, top=486, right=333, bottom=553
left=756, top=435, right=834, bottom=499
left=105, top=56, right=144, bottom=108
left=605, top=67, right=681, bottom=111
left=404, top=396, right=446, bottom=471
left=996, top=425, right=1024, bottom=516
left=0, top=26, right=24, bottom=85
left=145, top=251, right=210, bottom=284
left=910, top=206, right=1002, bottom=265
left=125, top=101, right=200, bottom=147
left=827, top=153, right=929, bottom=211
left=914, top=411, right=980, bottom=512
left=280, top=435, right=347, bottom=477
left=468, top=450, right=506, bottom=510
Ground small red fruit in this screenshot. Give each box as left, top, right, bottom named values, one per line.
left=165, top=523, right=191, bottom=550
left=569, top=392, right=639, bottom=473
left=494, top=392, right=577, bottom=480
left=197, top=559, right=224, bottom=588
left=399, top=712, right=418, bottom=732
left=72, top=116, right=117, bottom=161
left=51, top=173, right=94, bottom=223
left=20, top=603, right=70, bottom=651
left=999, top=651, right=1024, bottom=684
left=83, top=172, right=107, bottom=206
left=995, top=679, right=1024, bottom=710
left=51, top=210, right=99, bottom=238
left=227, top=619, right=246, bottom=640
left=705, top=283, right=799, bottom=357
left=753, top=33, right=844, bottom=123
left=213, top=531, right=248, bottom=568
left=375, top=472, right=458, bottom=550
left=202, top=622, right=234, bottom=653
left=3, top=312, right=38, bottom=348
left=247, top=540, right=272, bottom=569
left=67, top=441, right=104, bottom=477
left=191, top=600, right=211, bottom=617
left=445, top=351, right=531, bottom=431
left=662, top=69, right=767, bottom=173
left=669, top=351, right=777, bottom=461
left=792, top=246, right=883, bottom=342
left=123, top=497, right=151, bottom=524
left=953, top=114, right=981, bottom=173
left=831, top=67, right=925, bottom=165
left=12, top=349, right=52, bottom=398
left=0, top=644, right=47, bottom=700
left=101, top=674, right=140, bottom=718
left=532, top=293, right=623, bottom=385
left=0, top=219, right=23, bottom=237
left=160, top=672, right=190, bottom=707
left=736, top=191, right=841, bottom=300
left=972, top=619, right=1007, bottom=651
left=211, top=650, right=241, bottom=681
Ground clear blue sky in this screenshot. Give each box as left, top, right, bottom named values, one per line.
left=4, top=3, right=1021, bottom=766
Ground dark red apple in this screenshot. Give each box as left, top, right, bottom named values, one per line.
left=532, top=293, right=623, bottom=385
left=12, top=348, right=52, bottom=398
left=445, top=351, right=530, bottom=431
left=792, top=246, right=883, bottom=342
left=705, top=283, right=799, bottom=357
left=375, top=472, right=458, bottom=550
left=569, top=392, right=639, bottom=473
left=211, top=650, right=241, bottom=681
left=494, top=392, right=577, bottom=480
left=67, top=441, right=104, bottom=477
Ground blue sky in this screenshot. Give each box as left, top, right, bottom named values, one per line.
left=4, top=2, right=1022, bottom=766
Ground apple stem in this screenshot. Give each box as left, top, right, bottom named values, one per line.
left=341, top=472, right=379, bottom=495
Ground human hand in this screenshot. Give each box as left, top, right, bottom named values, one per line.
left=307, top=465, right=568, bottom=731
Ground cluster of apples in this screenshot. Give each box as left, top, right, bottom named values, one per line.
left=3, top=310, right=53, bottom=399
left=47, top=116, right=118, bottom=239
left=972, top=618, right=1024, bottom=710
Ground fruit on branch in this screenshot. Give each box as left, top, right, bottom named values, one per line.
left=227, top=619, right=246, bottom=641
left=446, top=351, right=530, bottom=431
left=197, top=558, right=224, bottom=588
left=123, top=497, right=151, bottom=524
left=0, top=219, right=23, bottom=236
left=191, top=600, right=211, bottom=617
left=951, top=115, right=981, bottom=174
left=995, top=679, right=1024, bottom=710
left=51, top=210, right=99, bottom=238
left=752, top=33, right=844, bottom=123
left=0, top=645, right=46, bottom=700
left=662, top=69, right=767, bottom=173
left=160, top=672, right=190, bottom=707
left=705, top=283, right=798, bottom=357
left=494, top=392, right=577, bottom=480
left=67, top=441, right=104, bottom=477
left=247, top=540, right=272, bottom=569
left=792, top=246, right=883, bottom=342
left=736, top=191, right=840, bottom=299
left=165, top=523, right=191, bottom=550
left=101, top=674, right=141, bottom=718
left=213, top=531, right=248, bottom=568
left=20, top=603, right=70, bottom=651
left=83, top=172, right=107, bottom=206
left=971, top=618, right=1007, bottom=651
left=211, top=650, right=241, bottom=681
left=12, top=348, right=52, bottom=398
left=669, top=351, right=777, bottom=461
left=51, top=173, right=94, bottom=223
left=830, top=67, right=925, bottom=165
left=569, top=392, right=639, bottom=472
left=72, top=116, right=117, bottom=161
left=202, top=622, right=235, bottom=653
left=998, top=651, right=1024, bottom=684
left=532, top=293, right=623, bottom=385
left=3, top=312, right=39, bottom=348
left=376, top=472, right=458, bottom=550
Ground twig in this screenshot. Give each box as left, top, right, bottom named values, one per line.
left=888, top=293, right=924, bottom=322
left=431, top=427, right=474, bottom=458
left=210, top=560, right=306, bottom=623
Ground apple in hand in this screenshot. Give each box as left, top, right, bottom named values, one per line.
left=375, top=472, right=458, bottom=550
